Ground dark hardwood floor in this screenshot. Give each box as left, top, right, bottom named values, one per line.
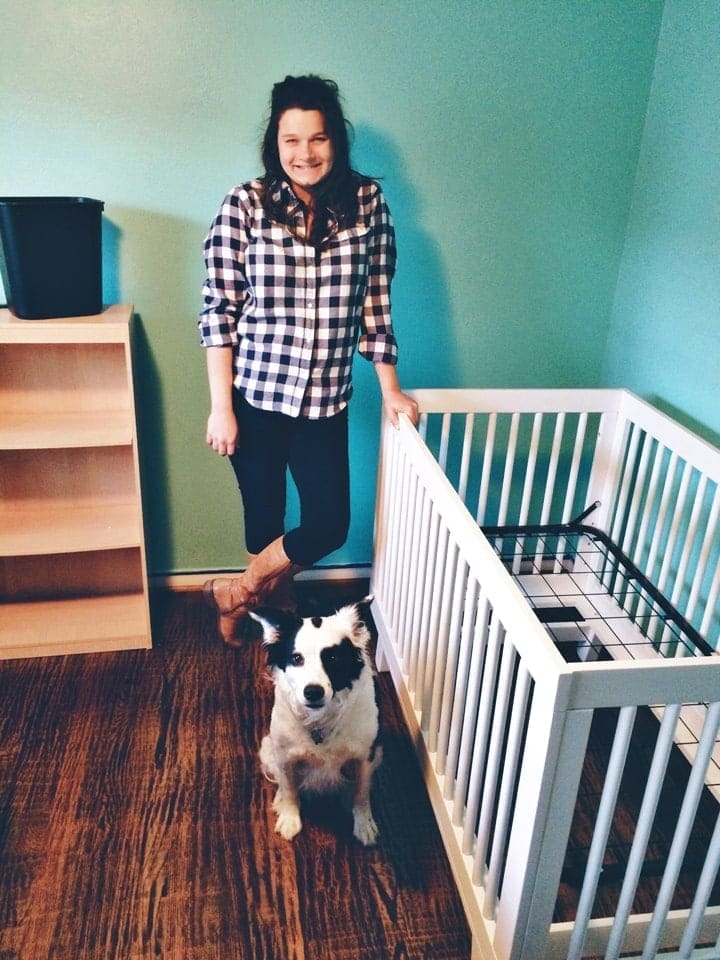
left=0, top=582, right=471, bottom=960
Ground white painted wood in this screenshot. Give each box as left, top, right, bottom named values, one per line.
left=371, top=389, right=720, bottom=960
left=566, top=705, right=637, bottom=960
left=679, top=809, right=720, bottom=957
left=458, top=413, right=475, bottom=503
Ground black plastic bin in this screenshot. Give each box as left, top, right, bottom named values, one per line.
left=0, top=197, right=104, bottom=319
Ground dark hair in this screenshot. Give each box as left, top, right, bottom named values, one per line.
left=259, top=75, right=362, bottom=244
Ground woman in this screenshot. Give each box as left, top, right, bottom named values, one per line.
left=199, top=74, right=418, bottom=645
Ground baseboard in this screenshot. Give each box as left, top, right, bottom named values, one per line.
left=150, top=565, right=372, bottom=591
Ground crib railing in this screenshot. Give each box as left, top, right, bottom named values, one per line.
left=370, top=389, right=720, bottom=960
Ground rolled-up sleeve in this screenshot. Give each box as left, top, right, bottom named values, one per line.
left=198, top=188, right=249, bottom=347
left=358, top=187, right=398, bottom=365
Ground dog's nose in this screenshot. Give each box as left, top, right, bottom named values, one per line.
left=304, top=684, right=325, bottom=705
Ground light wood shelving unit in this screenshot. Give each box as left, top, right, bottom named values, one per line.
left=0, top=303, right=151, bottom=659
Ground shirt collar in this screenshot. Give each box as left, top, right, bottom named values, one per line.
left=269, top=178, right=302, bottom=212
left=268, top=178, right=340, bottom=243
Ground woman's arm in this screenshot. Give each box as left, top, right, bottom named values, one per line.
left=205, top=346, right=238, bottom=456
left=374, top=362, right=419, bottom=428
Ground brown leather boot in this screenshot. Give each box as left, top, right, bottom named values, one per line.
left=242, top=553, right=296, bottom=610
left=203, top=538, right=301, bottom=646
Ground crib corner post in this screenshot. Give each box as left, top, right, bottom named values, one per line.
left=374, top=641, right=389, bottom=674
left=369, top=593, right=390, bottom=673
left=494, top=680, right=593, bottom=960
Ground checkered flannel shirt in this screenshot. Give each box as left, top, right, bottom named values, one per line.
left=199, top=177, right=399, bottom=419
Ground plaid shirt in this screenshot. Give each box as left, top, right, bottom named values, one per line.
left=199, top=178, right=398, bottom=419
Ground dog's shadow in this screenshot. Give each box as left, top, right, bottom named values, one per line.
left=370, top=726, right=448, bottom=892
left=271, top=732, right=441, bottom=895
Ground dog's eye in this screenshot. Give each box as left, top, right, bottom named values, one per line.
left=291, top=652, right=304, bottom=666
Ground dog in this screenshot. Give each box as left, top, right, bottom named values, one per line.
left=249, top=598, right=382, bottom=846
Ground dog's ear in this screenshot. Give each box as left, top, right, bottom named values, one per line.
left=350, top=595, right=374, bottom=625
left=248, top=607, right=300, bottom=645
left=357, top=594, right=374, bottom=617
left=335, top=596, right=374, bottom=648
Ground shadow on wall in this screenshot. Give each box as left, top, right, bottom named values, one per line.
left=353, top=125, right=457, bottom=390
left=100, top=207, right=213, bottom=575
left=131, top=314, right=172, bottom=573
left=100, top=213, right=172, bottom=573
left=320, top=127, right=457, bottom=566
left=649, top=395, right=720, bottom=450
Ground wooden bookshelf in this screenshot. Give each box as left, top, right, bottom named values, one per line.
left=0, top=304, right=151, bottom=658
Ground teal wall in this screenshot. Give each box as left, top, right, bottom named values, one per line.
left=1, top=1, right=673, bottom=573
left=603, top=0, right=720, bottom=446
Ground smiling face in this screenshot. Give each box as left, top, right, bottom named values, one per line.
left=277, top=108, right=335, bottom=205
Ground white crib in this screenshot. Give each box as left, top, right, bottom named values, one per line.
left=370, top=389, right=720, bottom=960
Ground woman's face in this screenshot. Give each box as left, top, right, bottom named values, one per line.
left=277, top=108, right=334, bottom=204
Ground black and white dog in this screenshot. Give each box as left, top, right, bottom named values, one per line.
left=249, top=599, right=382, bottom=845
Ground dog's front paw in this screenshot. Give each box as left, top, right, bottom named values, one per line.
left=353, top=807, right=379, bottom=846
left=275, top=806, right=303, bottom=841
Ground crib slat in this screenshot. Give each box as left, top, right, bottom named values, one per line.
left=498, top=413, right=520, bottom=527
left=644, top=450, right=679, bottom=588
left=686, top=486, right=720, bottom=635
left=514, top=413, right=543, bottom=574
left=414, top=505, right=441, bottom=704
left=376, top=421, right=398, bottom=609
left=519, top=413, right=543, bottom=526
left=436, top=555, right=470, bottom=772
left=671, top=472, right=708, bottom=609
left=415, top=517, right=448, bottom=720
left=561, top=411, right=589, bottom=523
left=462, top=614, right=503, bottom=853
left=610, top=421, right=643, bottom=547
left=540, top=412, right=565, bottom=524
left=474, top=628, right=515, bottom=890
left=657, top=460, right=693, bottom=596
left=457, top=413, right=475, bottom=504
left=700, top=557, right=720, bottom=642
left=438, top=412, right=451, bottom=473
left=483, top=662, right=532, bottom=918
left=679, top=807, right=720, bottom=957
left=606, top=703, right=682, bottom=959
left=620, top=431, right=654, bottom=609
left=444, top=576, right=481, bottom=799
left=566, top=705, right=637, bottom=960
left=476, top=412, right=497, bottom=524
left=424, top=538, right=462, bottom=753
left=437, top=557, right=478, bottom=776
left=396, top=467, right=420, bottom=662
left=428, top=542, right=460, bottom=753
left=555, top=412, right=589, bottom=572
left=659, top=474, right=709, bottom=651
left=641, top=701, right=720, bottom=960
left=621, top=428, right=653, bottom=555
left=408, top=485, right=433, bottom=686
left=417, top=410, right=428, bottom=442
left=385, top=438, right=407, bottom=636
left=630, top=436, right=665, bottom=576
left=452, top=592, right=491, bottom=826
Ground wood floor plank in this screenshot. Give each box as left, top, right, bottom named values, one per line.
left=0, top=587, right=471, bottom=960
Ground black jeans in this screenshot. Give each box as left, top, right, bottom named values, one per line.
left=228, top=391, right=350, bottom=567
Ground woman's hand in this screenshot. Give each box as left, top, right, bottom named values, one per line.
left=204, top=347, right=237, bottom=456
left=206, top=408, right=238, bottom=457
left=374, top=362, right=419, bottom=429
left=382, top=389, right=419, bottom=429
